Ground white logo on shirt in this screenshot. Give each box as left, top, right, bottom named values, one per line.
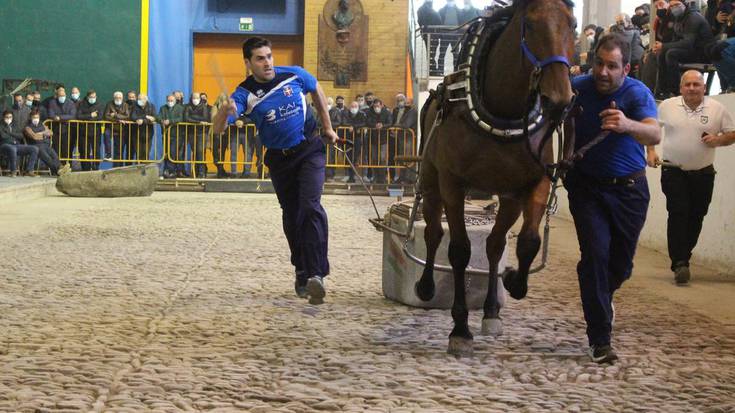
left=700, top=115, right=709, bottom=124
left=256, top=89, right=265, bottom=98
left=265, top=109, right=276, bottom=122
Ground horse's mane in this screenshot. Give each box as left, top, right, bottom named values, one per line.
left=514, top=0, right=575, bottom=9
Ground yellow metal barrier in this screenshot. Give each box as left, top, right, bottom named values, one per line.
left=44, top=119, right=163, bottom=169
left=325, top=126, right=417, bottom=183
left=165, top=122, right=268, bottom=179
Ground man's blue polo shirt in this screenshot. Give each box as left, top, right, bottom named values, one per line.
left=230, top=66, right=318, bottom=149
left=572, top=75, right=658, bottom=178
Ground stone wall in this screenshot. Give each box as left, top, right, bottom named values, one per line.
left=304, top=0, right=409, bottom=106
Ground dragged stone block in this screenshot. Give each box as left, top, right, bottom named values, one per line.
left=56, top=164, right=159, bottom=197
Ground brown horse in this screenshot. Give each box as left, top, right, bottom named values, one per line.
left=415, top=0, right=577, bottom=356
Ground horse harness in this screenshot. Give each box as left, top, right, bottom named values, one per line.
left=424, top=9, right=578, bottom=180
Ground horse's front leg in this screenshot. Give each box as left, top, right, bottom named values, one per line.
left=415, top=163, right=443, bottom=302
left=442, top=179, right=473, bottom=357
left=481, top=197, right=522, bottom=336
left=503, top=177, right=551, bottom=300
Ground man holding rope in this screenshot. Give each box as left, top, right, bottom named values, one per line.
left=213, top=37, right=339, bottom=305
left=566, top=34, right=661, bottom=363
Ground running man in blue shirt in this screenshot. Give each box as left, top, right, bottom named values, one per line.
left=213, top=37, right=339, bottom=305
left=566, top=34, right=661, bottom=363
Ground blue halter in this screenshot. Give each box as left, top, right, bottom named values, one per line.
left=520, top=17, right=571, bottom=70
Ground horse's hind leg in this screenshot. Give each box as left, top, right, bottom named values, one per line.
left=481, top=197, right=522, bottom=336
left=415, top=163, right=443, bottom=302
left=503, top=177, right=551, bottom=300
left=441, top=178, right=473, bottom=357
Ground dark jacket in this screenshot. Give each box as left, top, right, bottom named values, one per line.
left=104, top=101, right=130, bottom=122
left=706, top=0, right=735, bottom=37
left=47, top=98, right=77, bottom=121
left=76, top=99, right=105, bottom=122
left=329, top=107, right=344, bottom=127
left=343, top=110, right=367, bottom=130
left=130, top=102, right=157, bottom=124
left=392, top=105, right=418, bottom=132
left=611, top=25, right=645, bottom=63
left=24, top=121, right=52, bottom=145
left=365, top=107, right=392, bottom=128
left=418, top=2, right=442, bottom=27
left=460, top=6, right=480, bottom=24
left=664, top=8, right=715, bottom=53
left=438, top=4, right=461, bottom=26
left=11, top=104, right=30, bottom=131
left=0, top=122, right=25, bottom=146
left=184, top=102, right=210, bottom=123
left=654, top=11, right=677, bottom=43
left=158, top=103, right=184, bottom=125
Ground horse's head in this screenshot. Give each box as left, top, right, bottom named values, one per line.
left=518, top=0, right=576, bottom=118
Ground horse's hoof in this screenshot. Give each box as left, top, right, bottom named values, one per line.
left=414, top=280, right=435, bottom=302
left=502, top=269, right=528, bottom=300
left=480, top=318, right=503, bottom=336
left=447, top=336, right=474, bottom=357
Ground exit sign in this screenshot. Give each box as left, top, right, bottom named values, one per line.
left=239, top=17, right=253, bottom=32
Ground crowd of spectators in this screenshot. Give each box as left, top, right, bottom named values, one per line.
left=0, top=84, right=417, bottom=183
left=572, top=0, right=735, bottom=100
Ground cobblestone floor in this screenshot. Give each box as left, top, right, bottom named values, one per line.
left=0, top=192, right=734, bottom=412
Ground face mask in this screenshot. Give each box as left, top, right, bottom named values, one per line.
left=26, top=100, right=33, bottom=107
left=31, top=118, right=40, bottom=126
left=4, top=118, right=12, bottom=125
left=201, top=98, right=208, bottom=103
left=373, top=107, right=381, bottom=114
left=176, top=97, right=183, bottom=103
left=366, top=99, right=374, bottom=106
left=114, top=99, right=123, bottom=105
left=350, top=108, right=359, bottom=115
left=657, top=9, right=667, bottom=18
left=336, top=103, right=344, bottom=109
left=71, top=93, right=80, bottom=100
left=192, top=99, right=201, bottom=106
left=671, top=5, right=685, bottom=18
left=397, top=101, right=406, bottom=108
left=88, top=97, right=96, bottom=104
left=167, top=101, right=175, bottom=108
left=137, top=99, right=145, bottom=107
left=58, top=96, right=66, bottom=104
left=14, top=101, right=23, bottom=108
left=327, top=104, right=333, bottom=111
left=587, top=35, right=595, bottom=42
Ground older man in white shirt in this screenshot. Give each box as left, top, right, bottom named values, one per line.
left=648, top=70, right=735, bottom=284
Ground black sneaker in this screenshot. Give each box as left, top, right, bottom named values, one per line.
left=306, top=276, right=326, bottom=305
left=295, top=271, right=308, bottom=298
left=588, top=344, right=618, bottom=364
left=674, top=265, right=691, bottom=285
left=295, top=279, right=308, bottom=298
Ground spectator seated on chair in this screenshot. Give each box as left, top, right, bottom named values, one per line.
left=0, top=110, right=39, bottom=177
left=705, top=0, right=735, bottom=92
left=24, top=109, right=64, bottom=176
left=652, top=0, right=714, bottom=99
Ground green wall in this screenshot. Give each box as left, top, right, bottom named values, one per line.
left=0, top=0, right=141, bottom=106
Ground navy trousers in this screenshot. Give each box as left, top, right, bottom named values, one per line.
left=265, top=135, right=330, bottom=281
left=565, top=170, right=649, bottom=346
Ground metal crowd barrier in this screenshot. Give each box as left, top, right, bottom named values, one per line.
left=45, top=119, right=162, bottom=169
left=165, top=122, right=267, bottom=179
left=326, top=126, right=417, bottom=184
